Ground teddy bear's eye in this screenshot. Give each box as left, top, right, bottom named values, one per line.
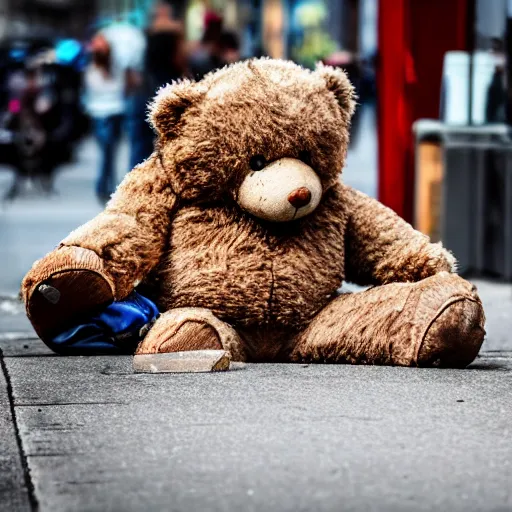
left=250, top=155, right=267, bottom=171
left=299, top=150, right=311, bottom=165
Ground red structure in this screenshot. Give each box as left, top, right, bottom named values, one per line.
left=377, top=0, right=469, bottom=222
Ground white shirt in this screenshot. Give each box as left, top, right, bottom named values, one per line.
left=102, top=24, right=147, bottom=72
left=84, top=64, right=126, bottom=118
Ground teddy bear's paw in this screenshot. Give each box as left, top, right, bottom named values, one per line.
left=135, top=307, right=246, bottom=361
left=22, top=246, right=115, bottom=341
left=417, top=296, right=485, bottom=368
left=137, top=320, right=223, bottom=354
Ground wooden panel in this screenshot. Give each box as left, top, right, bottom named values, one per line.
left=414, top=142, right=443, bottom=241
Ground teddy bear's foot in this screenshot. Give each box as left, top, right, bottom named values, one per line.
left=135, top=307, right=246, bottom=361
left=22, top=246, right=115, bottom=341
left=290, top=272, right=485, bottom=368
left=418, top=295, right=485, bottom=368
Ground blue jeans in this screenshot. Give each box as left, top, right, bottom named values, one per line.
left=125, top=93, right=155, bottom=170
left=93, top=114, right=123, bottom=201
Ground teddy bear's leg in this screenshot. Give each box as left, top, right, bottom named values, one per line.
left=135, top=308, right=246, bottom=361
left=290, top=272, right=485, bottom=368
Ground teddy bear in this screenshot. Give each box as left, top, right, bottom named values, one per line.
left=21, top=58, right=485, bottom=367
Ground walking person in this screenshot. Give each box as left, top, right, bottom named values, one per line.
left=189, top=11, right=224, bottom=80
left=83, top=33, right=125, bottom=204
left=102, top=19, right=149, bottom=170
left=124, top=2, right=187, bottom=167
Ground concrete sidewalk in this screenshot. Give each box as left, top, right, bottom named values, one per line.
left=0, top=344, right=511, bottom=512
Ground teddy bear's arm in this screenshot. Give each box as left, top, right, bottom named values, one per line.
left=21, top=154, right=178, bottom=339
left=19, top=154, right=176, bottom=307
left=342, top=184, right=456, bottom=285
left=55, top=154, right=177, bottom=299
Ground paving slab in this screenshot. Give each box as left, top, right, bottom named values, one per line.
left=0, top=362, right=31, bottom=511
left=3, top=354, right=512, bottom=512
left=0, top=335, right=54, bottom=358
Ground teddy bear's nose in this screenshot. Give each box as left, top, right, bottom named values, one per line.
left=288, top=187, right=312, bottom=209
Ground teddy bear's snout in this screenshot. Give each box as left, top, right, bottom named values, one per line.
left=237, top=157, right=322, bottom=222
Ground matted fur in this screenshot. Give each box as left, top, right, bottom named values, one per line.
left=21, top=58, right=484, bottom=366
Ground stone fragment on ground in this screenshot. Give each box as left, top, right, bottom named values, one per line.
left=133, top=350, right=232, bottom=373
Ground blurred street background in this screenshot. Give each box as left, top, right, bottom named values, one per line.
left=3, top=0, right=512, bottom=294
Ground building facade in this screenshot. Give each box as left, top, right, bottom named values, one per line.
left=1, top=0, right=97, bottom=39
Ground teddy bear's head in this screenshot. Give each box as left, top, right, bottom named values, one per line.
left=149, top=58, right=355, bottom=222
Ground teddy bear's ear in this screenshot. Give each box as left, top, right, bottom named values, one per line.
left=315, top=62, right=356, bottom=118
left=148, top=79, right=205, bottom=138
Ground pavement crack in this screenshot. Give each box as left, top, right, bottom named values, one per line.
left=0, top=349, right=39, bottom=511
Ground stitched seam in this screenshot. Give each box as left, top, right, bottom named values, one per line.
left=414, top=296, right=481, bottom=364
left=48, top=245, right=117, bottom=296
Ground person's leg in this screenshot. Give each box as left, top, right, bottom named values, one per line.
left=4, top=171, right=24, bottom=200
left=93, top=117, right=108, bottom=201
left=290, top=272, right=485, bottom=368
left=125, top=94, right=140, bottom=170
left=93, top=116, right=116, bottom=203
left=108, top=114, right=123, bottom=194
left=37, top=145, right=58, bottom=195
left=126, top=93, right=154, bottom=170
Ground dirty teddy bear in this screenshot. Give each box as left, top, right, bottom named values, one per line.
left=22, top=58, right=485, bottom=367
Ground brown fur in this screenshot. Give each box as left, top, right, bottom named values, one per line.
left=139, top=321, right=222, bottom=353
left=155, top=185, right=347, bottom=330
left=22, top=58, right=484, bottom=367
left=290, top=272, right=484, bottom=367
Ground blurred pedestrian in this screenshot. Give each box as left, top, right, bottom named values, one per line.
left=486, top=37, right=507, bottom=123
left=189, top=11, right=224, bottom=80
left=125, top=1, right=187, bottom=167
left=5, top=67, right=48, bottom=199
left=102, top=21, right=147, bottom=170
left=150, top=1, right=183, bottom=34
left=84, top=33, right=124, bottom=204
left=220, top=31, right=241, bottom=65
left=324, top=51, right=362, bottom=147
left=145, top=11, right=187, bottom=92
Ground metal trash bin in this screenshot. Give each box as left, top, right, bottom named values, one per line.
left=414, top=121, right=512, bottom=280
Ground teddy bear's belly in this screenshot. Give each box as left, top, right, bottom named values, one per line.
left=154, top=206, right=345, bottom=329
left=162, top=240, right=273, bottom=326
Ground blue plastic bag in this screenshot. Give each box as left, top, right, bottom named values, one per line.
left=46, top=291, right=159, bottom=355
